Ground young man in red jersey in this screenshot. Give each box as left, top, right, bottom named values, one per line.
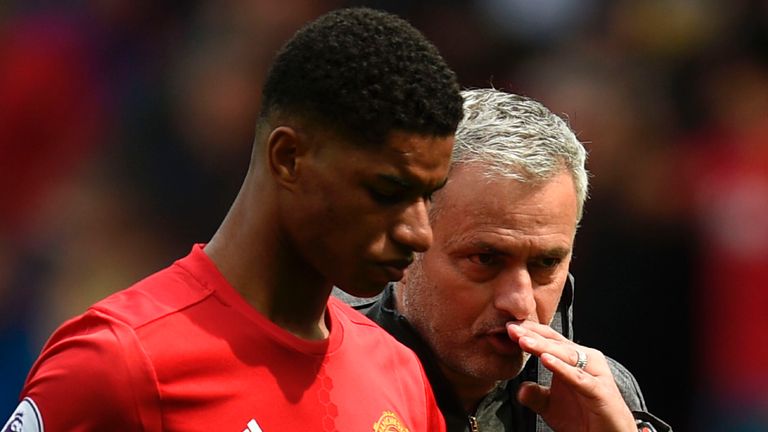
left=4, top=8, right=463, bottom=431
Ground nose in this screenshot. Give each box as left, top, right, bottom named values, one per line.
left=391, top=199, right=433, bottom=253
left=493, top=267, right=536, bottom=319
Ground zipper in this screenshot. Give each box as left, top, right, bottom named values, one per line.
left=468, top=415, right=479, bottom=432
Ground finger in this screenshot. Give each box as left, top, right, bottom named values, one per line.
left=507, top=320, right=569, bottom=343
left=505, top=325, right=565, bottom=360
left=508, top=325, right=610, bottom=375
left=506, top=324, right=580, bottom=365
left=515, top=335, right=579, bottom=369
left=516, top=381, right=550, bottom=415
left=535, top=354, right=638, bottom=432
left=539, top=352, right=601, bottom=399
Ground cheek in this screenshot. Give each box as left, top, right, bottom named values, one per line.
left=308, top=195, right=381, bottom=250
left=347, top=216, right=391, bottom=258
left=422, top=263, right=489, bottom=327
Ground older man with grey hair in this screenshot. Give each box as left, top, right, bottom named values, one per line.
left=336, top=88, right=670, bottom=432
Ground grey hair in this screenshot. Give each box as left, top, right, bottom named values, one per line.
left=449, top=88, right=589, bottom=221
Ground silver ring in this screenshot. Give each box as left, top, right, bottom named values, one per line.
left=575, top=350, right=588, bottom=370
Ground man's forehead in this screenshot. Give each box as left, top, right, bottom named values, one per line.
left=432, top=176, right=578, bottom=252
left=440, top=223, right=573, bottom=250
left=438, top=165, right=577, bottom=212
left=363, top=133, right=453, bottom=179
left=387, top=129, right=453, bottom=155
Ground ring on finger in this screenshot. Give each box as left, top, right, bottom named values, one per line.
left=574, top=349, right=588, bottom=370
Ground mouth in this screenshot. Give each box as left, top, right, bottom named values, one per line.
left=379, top=263, right=406, bottom=281
left=382, top=256, right=413, bottom=268
left=484, top=329, right=522, bottom=356
left=376, top=257, right=413, bottom=281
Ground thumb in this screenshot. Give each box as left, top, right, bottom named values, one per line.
left=517, top=381, right=550, bottom=414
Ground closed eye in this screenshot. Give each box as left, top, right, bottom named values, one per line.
left=368, top=188, right=405, bottom=205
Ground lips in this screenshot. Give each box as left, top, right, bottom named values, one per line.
left=381, top=256, right=413, bottom=269
left=484, top=329, right=522, bottom=356
left=380, top=263, right=406, bottom=281
left=377, top=257, right=413, bottom=281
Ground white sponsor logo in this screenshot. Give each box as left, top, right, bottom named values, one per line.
left=242, top=418, right=263, bottom=432
left=2, top=398, right=43, bottom=432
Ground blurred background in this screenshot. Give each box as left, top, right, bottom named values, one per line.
left=1, top=0, right=767, bottom=430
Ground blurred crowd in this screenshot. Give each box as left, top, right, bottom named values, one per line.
left=1, top=1, right=766, bottom=430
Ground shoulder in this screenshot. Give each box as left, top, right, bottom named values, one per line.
left=328, top=295, right=384, bottom=330
left=90, top=257, right=215, bottom=330
left=328, top=297, right=418, bottom=361
left=605, top=357, right=673, bottom=431
left=605, top=356, right=646, bottom=411
left=11, top=250, right=217, bottom=432
left=327, top=296, right=441, bottom=424
left=17, top=309, right=161, bottom=431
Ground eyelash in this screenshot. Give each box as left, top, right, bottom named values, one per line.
left=531, top=257, right=562, bottom=269
left=468, top=254, right=562, bottom=269
left=369, top=188, right=435, bottom=206
left=468, top=253, right=499, bottom=266
left=368, top=189, right=403, bottom=205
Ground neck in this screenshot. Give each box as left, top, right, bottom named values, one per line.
left=205, top=173, right=332, bottom=340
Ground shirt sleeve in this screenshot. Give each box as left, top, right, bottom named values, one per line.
left=14, top=310, right=162, bottom=432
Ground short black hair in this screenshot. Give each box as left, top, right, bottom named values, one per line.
left=260, top=7, right=463, bottom=145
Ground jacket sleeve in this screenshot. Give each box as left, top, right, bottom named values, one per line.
left=606, top=356, right=672, bottom=432
left=5, top=310, right=162, bottom=432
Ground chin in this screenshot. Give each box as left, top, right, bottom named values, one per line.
left=483, top=354, right=531, bottom=381
left=448, top=356, right=526, bottom=384
left=339, top=288, right=382, bottom=299
left=489, top=365, right=526, bottom=381
left=335, top=281, right=388, bottom=299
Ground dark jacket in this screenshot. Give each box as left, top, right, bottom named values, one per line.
left=334, top=276, right=671, bottom=432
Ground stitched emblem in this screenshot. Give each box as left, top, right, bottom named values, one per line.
left=372, top=410, right=409, bottom=432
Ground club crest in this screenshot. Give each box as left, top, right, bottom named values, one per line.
left=372, top=410, right=409, bottom=432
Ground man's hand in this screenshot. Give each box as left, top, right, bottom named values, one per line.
left=507, top=321, right=637, bottom=432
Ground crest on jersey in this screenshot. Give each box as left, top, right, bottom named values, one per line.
left=372, top=410, right=409, bottom=432
left=2, top=398, right=43, bottom=432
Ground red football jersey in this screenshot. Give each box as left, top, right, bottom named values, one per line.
left=7, top=245, right=445, bottom=432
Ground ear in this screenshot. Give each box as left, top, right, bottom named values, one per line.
left=267, top=126, right=307, bottom=187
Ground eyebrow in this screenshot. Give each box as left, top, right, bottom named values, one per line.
left=376, top=174, right=448, bottom=193
left=538, top=246, right=572, bottom=258
left=446, top=238, right=572, bottom=258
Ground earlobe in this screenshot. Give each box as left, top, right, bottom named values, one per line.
left=267, top=126, right=304, bottom=185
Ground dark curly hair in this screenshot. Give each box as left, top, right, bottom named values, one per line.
left=260, top=7, right=463, bottom=146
